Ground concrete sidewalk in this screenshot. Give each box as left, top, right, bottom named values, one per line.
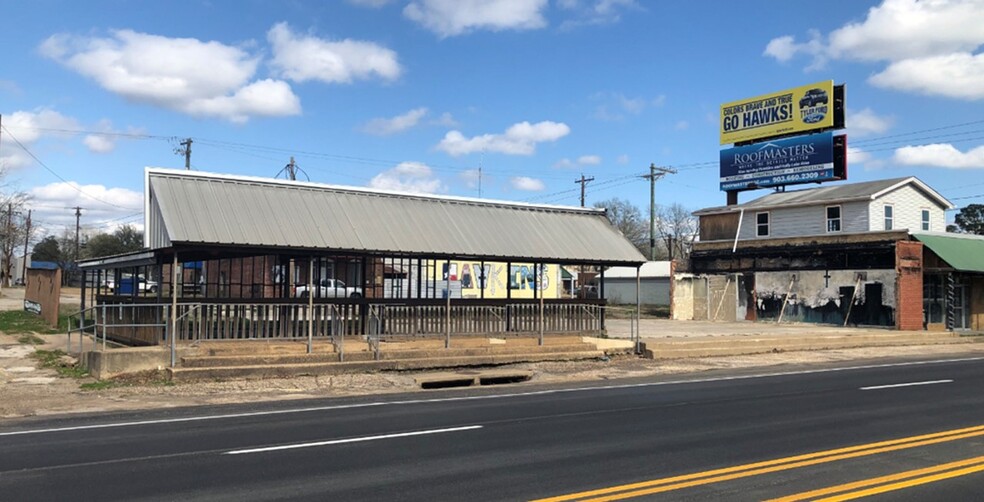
left=605, top=318, right=923, bottom=339
left=604, top=318, right=983, bottom=359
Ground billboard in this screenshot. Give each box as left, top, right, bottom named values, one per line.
left=720, top=80, right=835, bottom=145
left=720, top=132, right=842, bottom=191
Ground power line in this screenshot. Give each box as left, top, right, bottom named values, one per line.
left=0, top=125, right=141, bottom=210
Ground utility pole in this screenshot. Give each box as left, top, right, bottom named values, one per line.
left=641, top=163, right=677, bottom=261
left=73, top=206, right=82, bottom=263
left=21, top=209, right=31, bottom=285
left=575, top=174, right=595, bottom=207
left=276, top=156, right=308, bottom=181
left=178, top=138, right=193, bottom=169
left=3, top=203, right=10, bottom=288
left=286, top=156, right=297, bottom=180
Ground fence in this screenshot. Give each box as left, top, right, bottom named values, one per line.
left=69, top=300, right=605, bottom=361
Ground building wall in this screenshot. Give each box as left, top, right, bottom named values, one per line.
left=700, top=212, right=741, bottom=241
left=739, top=200, right=870, bottom=240
left=707, top=274, right=739, bottom=322
left=870, top=185, right=946, bottom=232
left=604, top=278, right=669, bottom=305
left=895, top=240, right=924, bottom=331
left=754, top=269, right=897, bottom=326
left=672, top=275, right=695, bottom=320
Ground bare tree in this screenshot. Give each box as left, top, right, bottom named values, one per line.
left=594, top=198, right=649, bottom=257
left=655, top=203, right=698, bottom=266
left=0, top=193, right=29, bottom=287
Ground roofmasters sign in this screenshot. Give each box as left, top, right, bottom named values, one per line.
left=720, top=80, right=835, bottom=145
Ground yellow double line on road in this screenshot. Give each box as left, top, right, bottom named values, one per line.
left=769, top=455, right=984, bottom=501
left=532, top=424, right=984, bottom=502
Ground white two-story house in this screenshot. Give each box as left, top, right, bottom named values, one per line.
left=683, top=177, right=982, bottom=332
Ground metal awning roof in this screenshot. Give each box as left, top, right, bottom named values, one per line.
left=144, top=168, right=646, bottom=265
left=913, top=233, right=984, bottom=273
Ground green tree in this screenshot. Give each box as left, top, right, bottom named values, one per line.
left=954, top=204, right=984, bottom=235
left=594, top=198, right=650, bottom=257
left=83, top=224, right=144, bottom=259
left=31, top=236, right=61, bottom=262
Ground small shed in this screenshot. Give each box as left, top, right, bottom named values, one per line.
left=601, top=261, right=671, bottom=305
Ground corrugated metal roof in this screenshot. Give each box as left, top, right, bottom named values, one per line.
left=913, top=233, right=984, bottom=273
left=146, top=168, right=646, bottom=265
left=695, top=177, right=953, bottom=215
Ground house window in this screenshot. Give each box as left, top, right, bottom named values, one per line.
left=826, top=206, right=842, bottom=232
left=884, top=204, right=894, bottom=230
left=921, top=209, right=931, bottom=231
left=756, top=212, right=769, bottom=237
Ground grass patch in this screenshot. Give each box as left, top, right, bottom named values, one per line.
left=0, top=310, right=63, bottom=334
left=80, top=380, right=120, bottom=391
left=605, top=305, right=670, bottom=319
left=30, top=349, right=90, bottom=379
left=17, top=333, right=46, bottom=345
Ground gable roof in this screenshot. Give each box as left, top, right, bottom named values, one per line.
left=694, top=177, right=954, bottom=216
left=144, top=168, right=646, bottom=266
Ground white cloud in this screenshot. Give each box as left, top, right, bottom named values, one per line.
left=430, top=112, right=459, bottom=127
left=592, top=91, right=664, bottom=121
left=362, top=107, right=428, bottom=135
left=554, top=154, right=601, bottom=168
left=847, top=108, right=893, bottom=137
left=847, top=146, right=872, bottom=164
left=40, top=29, right=300, bottom=123
left=616, top=154, right=629, bottom=164
left=893, top=143, right=984, bottom=169
left=511, top=176, right=545, bottom=191
left=83, top=135, right=114, bottom=154
left=764, top=0, right=984, bottom=100
left=869, top=52, right=984, bottom=100
left=404, top=0, right=548, bottom=37
left=674, top=120, right=689, bottom=130
left=267, top=22, right=401, bottom=84
left=0, top=109, right=80, bottom=169
left=558, top=0, right=641, bottom=29
left=28, top=182, right=144, bottom=234
left=827, top=0, right=984, bottom=62
left=368, top=162, right=446, bottom=193
left=436, top=120, right=570, bottom=156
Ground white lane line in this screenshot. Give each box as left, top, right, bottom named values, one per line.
left=4, top=356, right=983, bottom=437
left=860, top=379, right=954, bottom=391
left=223, top=425, right=483, bottom=455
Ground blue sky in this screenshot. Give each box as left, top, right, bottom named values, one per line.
left=2, top=0, right=984, bottom=239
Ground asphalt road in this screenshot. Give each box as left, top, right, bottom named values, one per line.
left=3, top=356, right=984, bottom=501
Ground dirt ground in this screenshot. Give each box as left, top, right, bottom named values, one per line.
left=3, top=287, right=984, bottom=420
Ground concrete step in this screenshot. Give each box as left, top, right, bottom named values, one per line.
left=642, top=333, right=982, bottom=359
left=168, top=351, right=606, bottom=382
left=181, top=343, right=599, bottom=367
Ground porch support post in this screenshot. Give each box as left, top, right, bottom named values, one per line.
left=307, top=258, right=314, bottom=354
left=538, top=263, right=544, bottom=346
left=171, top=252, right=178, bottom=368
left=635, top=265, right=642, bottom=355
left=445, top=258, right=451, bottom=349
left=599, top=264, right=606, bottom=332
left=946, top=272, right=955, bottom=332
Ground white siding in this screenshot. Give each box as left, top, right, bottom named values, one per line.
left=739, top=200, right=869, bottom=239
left=869, top=185, right=947, bottom=232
